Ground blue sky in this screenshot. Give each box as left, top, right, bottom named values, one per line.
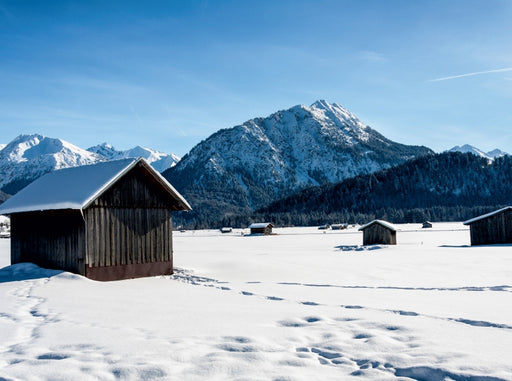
left=1, top=0, right=511, bottom=156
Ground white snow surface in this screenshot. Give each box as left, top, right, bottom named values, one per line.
left=1, top=223, right=511, bottom=380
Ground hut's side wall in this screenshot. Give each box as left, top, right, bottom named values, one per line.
left=10, top=210, right=85, bottom=274
left=84, top=164, right=176, bottom=280
left=363, top=224, right=396, bottom=245
left=469, top=210, right=512, bottom=245
left=250, top=227, right=272, bottom=235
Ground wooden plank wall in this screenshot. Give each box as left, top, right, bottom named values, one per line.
left=85, top=164, right=175, bottom=268
left=363, top=224, right=396, bottom=245
left=84, top=207, right=172, bottom=267
left=470, top=210, right=512, bottom=245
left=10, top=210, right=85, bottom=274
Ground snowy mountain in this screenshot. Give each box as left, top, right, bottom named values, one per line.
left=164, top=100, right=433, bottom=224
left=0, top=134, right=105, bottom=194
left=448, top=144, right=508, bottom=161
left=0, top=135, right=180, bottom=196
left=87, top=143, right=180, bottom=172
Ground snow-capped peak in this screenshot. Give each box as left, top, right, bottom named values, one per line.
left=87, top=143, right=180, bottom=173
left=486, top=148, right=508, bottom=159
left=2, top=134, right=102, bottom=166
left=308, top=100, right=370, bottom=141
left=448, top=144, right=508, bottom=161
left=0, top=134, right=105, bottom=194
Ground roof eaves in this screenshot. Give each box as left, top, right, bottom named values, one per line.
left=138, top=159, right=192, bottom=211
left=81, top=158, right=139, bottom=211
left=358, top=219, right=398, bottom=232
left=463, top=206, right=512, bottom=225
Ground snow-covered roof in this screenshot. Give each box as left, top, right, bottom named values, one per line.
left=0, top=158, right=191, bottom=215
left=358, top=220, right=398, bottom=232
left=249, top=223, right=273, bottom=229
left=463, top=206, right=512, bottom=225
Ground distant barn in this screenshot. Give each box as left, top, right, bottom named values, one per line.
left=463, top=206, right=512, bottom=246
left=358, top=220, right=397, bottom=245
left=422, top=221, right=433, bottom=229
left=248, top=223, right=273, bottom=235
left=0, top=158, right=191, bottom=281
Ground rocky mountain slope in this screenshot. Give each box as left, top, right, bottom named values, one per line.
left=163, top=100, right=433, bottom=225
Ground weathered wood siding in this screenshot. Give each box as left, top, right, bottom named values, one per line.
left=10, top=210, right=85, bottom=274
left=84, top=207, right=173, bottom=268
left=469, top=210, right=512, bottom=245
left=362, top=224, right=396, bottom=245
left=250, top=227, right=272, bottom=235
left=84, top=164, right=176, bottom=270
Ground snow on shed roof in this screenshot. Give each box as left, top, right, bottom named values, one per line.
left=463, top=206, right=512, bottom=225
left=248, top=223, right=273, bottom=229
left=0, top=158, right=191, bottom=215
left=358, top=220, right=398, bottom=232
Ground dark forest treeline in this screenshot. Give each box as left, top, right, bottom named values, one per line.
left=173, top=152, right=512, bottom=229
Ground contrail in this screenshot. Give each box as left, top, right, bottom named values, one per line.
left=429, top=67, right=512, bottom=82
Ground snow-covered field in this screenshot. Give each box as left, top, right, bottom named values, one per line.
left=1, top=223, right=511, bottom=380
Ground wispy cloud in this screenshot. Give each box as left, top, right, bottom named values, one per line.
left=356, top=51, right=387, bottom=64
left=0, top=4, right=14, bottom=20
left=429, top=67, right=512, bottom=82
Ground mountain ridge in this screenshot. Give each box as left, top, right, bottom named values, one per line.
left=87, top=143, right=180, bottom=172
left=0, top=134, right=179, bottom=195
left=447, top=144, right=508, bottom=161
left=253, top=151, right=512, bottom=226
left=164, top=100, right=434, bottom=226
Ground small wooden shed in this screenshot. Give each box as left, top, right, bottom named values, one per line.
left=0, top=158, right=191, bottom=281
left=463, top=206, right=512, bottom=246
left=422, top=221, right=433, bottom=229
left=248, top=223, right=273, bottom=235
left=358, top=220, right=397, bottom=245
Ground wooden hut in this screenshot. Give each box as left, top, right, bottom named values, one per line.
left=422, top=221, right=433, bottom=229
left=0, top=158, right=191, bottom=281
left=248, top=223, right=273, bottom=235
left=358, top=220, right=397, bottom=245
left=463, top=206, right=512, bottom=246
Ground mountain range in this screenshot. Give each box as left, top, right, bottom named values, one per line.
left=87, top=143, right=180, bottom=172
left=163, top=100, right=433, bottom=225
left=0, top=134, right=179, bottom=195
left=1, top=101, right=509, bottom=229
left=447, top=144, right=507, bottom=161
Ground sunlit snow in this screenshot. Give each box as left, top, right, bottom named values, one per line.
left=0, top=223, right=511, bottom=380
